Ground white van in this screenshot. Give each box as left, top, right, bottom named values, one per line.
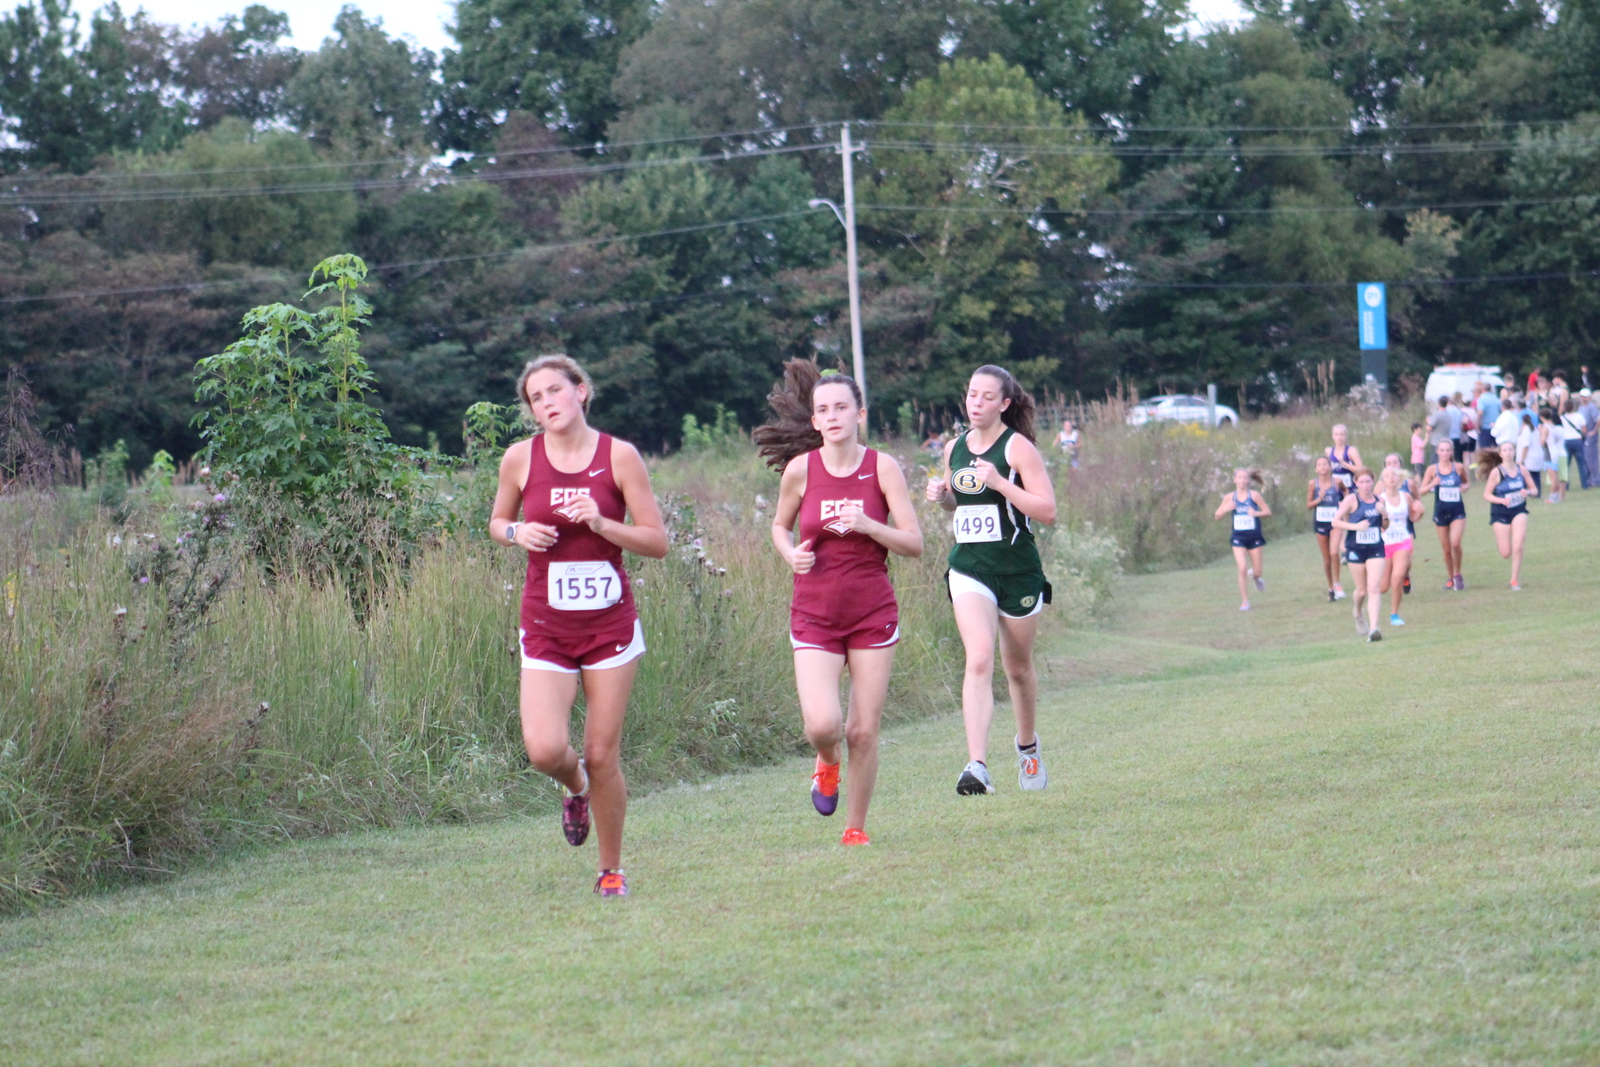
left=1425, top=364, right=1506, bottom=403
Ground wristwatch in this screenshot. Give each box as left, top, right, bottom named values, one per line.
left=504, top=522, right=520, bottom=546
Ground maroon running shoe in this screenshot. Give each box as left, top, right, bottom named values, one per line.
left=562, top=760, right=590, bottom=846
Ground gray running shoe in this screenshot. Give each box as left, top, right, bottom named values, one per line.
left=1367, top=628, right=1382, bottom=643
left=1253, top=575, right=1266, bottom=592
left=1454, top=574, right=1465, bottom=591
left=1354, top=605, right=1369, bottom=635
left=1016, top=737, right=1048, bottom=792
left=956, top=760, right=996, bottom=796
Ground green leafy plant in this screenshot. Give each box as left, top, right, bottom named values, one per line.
left=680, top=404, right=743, bottom=452
left=192, top=255, right=453, bottom=599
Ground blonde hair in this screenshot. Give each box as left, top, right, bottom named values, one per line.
left=516, top=354, right=594, bottom=418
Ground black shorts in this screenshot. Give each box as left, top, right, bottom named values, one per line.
left=1313, top=521, right=1334, bottom=537
left=1489, top=503, right=1527, bottom=526
left=1231, top=532, right=1265, bottom=550
left=1432, top=503, right=1466, bottom=526
left=1452, top=439, right=1466, bottom=461
left=1345, top=541, right=1385, bottom=564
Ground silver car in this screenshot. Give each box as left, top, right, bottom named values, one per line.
left=1125, top=394, right=1239, bottom=428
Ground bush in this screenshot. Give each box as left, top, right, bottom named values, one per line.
left=192, top=255, right=454, bottom=600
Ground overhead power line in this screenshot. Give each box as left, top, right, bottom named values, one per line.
left=0, top=207, right=829, bottom=306
left=860, top=195, right=1600, bottom=218
left=1, top=142, right=832, bottom=207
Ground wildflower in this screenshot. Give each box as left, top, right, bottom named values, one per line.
left=114, top=605, right=127, bottom=616
left=139, top=576, right=150, bottom=584
left=198, top=466, right=211, bottom=478
left=213, top=493, right=228, bottom=504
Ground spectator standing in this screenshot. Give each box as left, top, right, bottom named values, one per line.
left=1426, top=397, right=1451, bottom=454
left=1475, top=383, right=1502, bottom=455
left=1581, top=390, right=1600, bottom=488
left=1560, top=400, right=1589, bottom=490
left=1492, top=396, right=1522, bottom=448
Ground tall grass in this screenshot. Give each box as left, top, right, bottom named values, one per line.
left=0, top=442, right=970, bottom=912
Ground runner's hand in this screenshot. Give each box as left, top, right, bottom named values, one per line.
left=973, top=458, right=1003, bottom=489
left=559, top=495, right=605, bottom=532
left=522, top=522, right=559, bottom=551
left=835, top=501, right=875, bottom=533
left=790, top=539, right=816, bottom=575
left=925, top=475, right=949, bottom=503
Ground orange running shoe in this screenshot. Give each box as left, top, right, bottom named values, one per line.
left=841, top=828, right=870, bottom=846
left=594, top=869, right=628, bottom=897
left=811, top=757, right=840, bottom=816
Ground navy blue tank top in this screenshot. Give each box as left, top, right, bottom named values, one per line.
left=1232, top=492, right=1258, bottom=536
left=1496, top=466, right=1526, bottom=503
left=1345, top=495, right=1382, bottom=550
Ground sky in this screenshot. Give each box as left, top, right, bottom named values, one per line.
left=129, top=0, right=1251, bottom=57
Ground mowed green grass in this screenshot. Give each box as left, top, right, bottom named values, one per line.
left=4, top=491, right=1598, bottom=1065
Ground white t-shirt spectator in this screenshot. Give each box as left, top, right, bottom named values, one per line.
left=1492, top=407, right=1521, bottom=446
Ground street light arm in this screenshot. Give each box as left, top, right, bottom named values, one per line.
left=808, top=198, right=847, bottom=228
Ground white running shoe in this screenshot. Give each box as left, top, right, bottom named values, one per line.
left=1016, top=736, right=1048, bottom=792
left=956, top=760, right=996, bottom=796
left=1353, top=605, right=1368, bottom=636
left=1253, top=575, right=1265, bottom=592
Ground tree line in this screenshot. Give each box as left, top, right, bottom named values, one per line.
left=3, top=0, right=1599, bottom=467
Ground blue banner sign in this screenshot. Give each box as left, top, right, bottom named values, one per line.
left=1358, top=282, right=1387, bottom=350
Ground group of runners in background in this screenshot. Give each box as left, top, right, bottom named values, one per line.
left=491, top=355, right=1053, bottom=897
left=1221, top=378, right=1569, bottom=639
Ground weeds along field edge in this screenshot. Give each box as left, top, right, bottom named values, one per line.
left=0, top=405, right=1404, bottom=912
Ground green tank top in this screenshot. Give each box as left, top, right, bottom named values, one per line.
left=947, top=426, right=1042, bottom=576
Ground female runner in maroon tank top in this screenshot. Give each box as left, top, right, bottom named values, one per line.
left=489, top=355, right=667, bottom=898
left=755, top=362, right=922, bottom=846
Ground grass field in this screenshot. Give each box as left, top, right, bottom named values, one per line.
left=3, top=490, right=1597, bottom=1065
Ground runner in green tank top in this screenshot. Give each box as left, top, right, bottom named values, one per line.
left=926, top=366, right=1058, bottom=797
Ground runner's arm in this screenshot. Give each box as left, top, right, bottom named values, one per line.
left=1214, top=493, right=1234, bottom=520
left=991, top=435, right=1056, bottom=524
left=926, top=439, right=959, bottom=512
left=489, top=441, right=555, bottom=549
left=1329, top=497, right=1366, bottom=531
left=771, top=456, right=811, bottom=568
left=862, top=452, right=923, bottom=558
left=1250, top=490, right=1271, bottom=518
left=1482, top=468, right=1504, bottom=505
left=593, top=440, right=668, bottom=559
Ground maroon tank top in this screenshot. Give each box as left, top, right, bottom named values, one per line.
left=519, top=432, right=636, bottom=638
left=792, top=448, right=895, bottom=627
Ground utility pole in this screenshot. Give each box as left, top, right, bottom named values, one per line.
left=841, top=124, right=866, bottom=411
left=808, top=125, right=867, bottom=412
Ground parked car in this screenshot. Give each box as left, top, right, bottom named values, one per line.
left=1125, top=394, right=1239, bottom=427
left=1424, top=363, right=1506, bottom=403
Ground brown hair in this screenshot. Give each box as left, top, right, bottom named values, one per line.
left=753, top=359, right=862, bottom=470
left=1235, top=467, right=1264, bottom=490
left=971, top=364, right=1037, bottom=442
left=515, top=354, right=594, bottom=419
left=1476, top=445, right=1508, bottom=479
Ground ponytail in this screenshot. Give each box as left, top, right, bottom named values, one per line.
left=972, top=364, right=1038, bottom=442
left=1476, top=447, right=1504, bottom=480
left=753, top=360, right=863, bottom=470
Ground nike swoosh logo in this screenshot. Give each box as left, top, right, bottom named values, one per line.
left=615, top=643, right=628, bottom=652
left=858, top=473, right=873, bottom=479
left=588, top=469, right=606, bottom=477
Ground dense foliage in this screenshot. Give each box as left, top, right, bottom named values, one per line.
left=4, top=0, right=1600, bottom=466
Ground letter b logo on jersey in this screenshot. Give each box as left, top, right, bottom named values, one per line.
left=952, top=467, right=984, bottom=494
left=819, top=498, right=863, bottom=536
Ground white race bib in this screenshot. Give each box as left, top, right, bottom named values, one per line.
left=953, top=505, right=1002, bottom=543
left=1233, top=513, right=1255, bottom=531
left=1355, top=527, right=1380, bottom=545
left=1504, top=492, right=1524, bottom=508
left=1438, top=486, right=1460, bottom=503
left=1315, top=506, right=1336, bottom=523
left=1334, top=473, right=1353, bottom=489
left=548, top=561, right=623, bottom=611
left=1382, top=522, right=1410, bottom=544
